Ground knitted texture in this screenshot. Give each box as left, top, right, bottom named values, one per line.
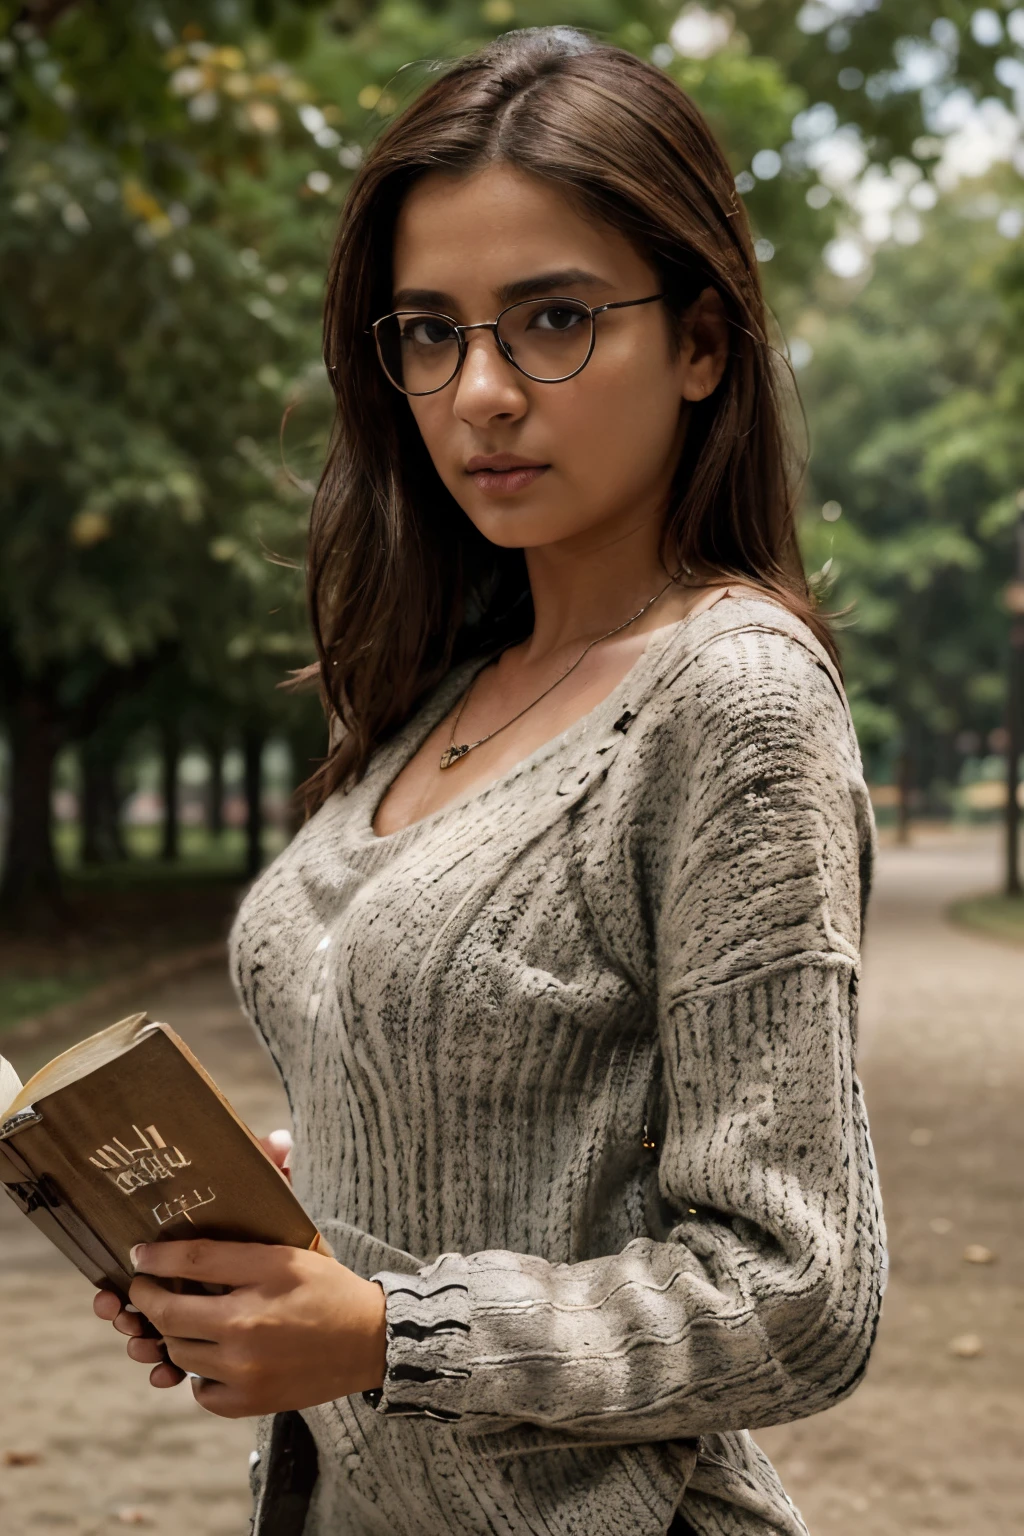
left=230, top=595, right=886, bottom=1536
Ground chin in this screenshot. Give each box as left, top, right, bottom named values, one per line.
left=472, top=519, right=582, bottom=551
left=464, top=502, right=596, bottom=551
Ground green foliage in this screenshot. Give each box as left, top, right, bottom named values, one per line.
left=0, top=9, right=336, bottom=717
left=798, top=185, right=1024, bottom=769
left=722, top=0, right=1017, bottom=163
left=1, top=0, right=1023, bottom=909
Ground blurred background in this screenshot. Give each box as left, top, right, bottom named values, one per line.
left=0, top=3, right=1021, bottom=1534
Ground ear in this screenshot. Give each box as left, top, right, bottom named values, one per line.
left=676, top=286, right=729, bottom=402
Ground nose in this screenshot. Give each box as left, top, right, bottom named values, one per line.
left=451, top=327, right=527, bottom=425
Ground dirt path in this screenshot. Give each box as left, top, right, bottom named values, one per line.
left=1, top=830, right=1021, bottom=1535
left=757, top=829, right=1023, bottom=1534
left=0, top=970, right=291, bottom=1536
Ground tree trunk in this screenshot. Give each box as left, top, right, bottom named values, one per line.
left=286, top=757, right=306, bottom=842
left=207, top=734, right=225, bottom=838
left=243, top=728, right=265, bottom=880
left=160, top=721, right=181, bottom=863
left=0, top=684, right=64, bottom=928
left=80, top=740, right=102, bottom=866
left=286, top=718, right=327, bottom=841
left=896, top=740, right=913, bottom=846
left=80, top=737, right=125, bottom=865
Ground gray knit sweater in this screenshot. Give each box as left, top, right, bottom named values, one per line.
left=230, top=594, right=886, bottom=1536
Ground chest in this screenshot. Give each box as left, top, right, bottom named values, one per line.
left=371, top=630, right=655, bottom=837
left=230, top=768, right=651, bottom=1108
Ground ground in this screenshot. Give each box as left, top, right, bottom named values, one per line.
left=0, top=871, right=245, bottom=1030
left=0, top=828, right=1020, bottom=1535
left=756, top=828, right=1023, bottom=1534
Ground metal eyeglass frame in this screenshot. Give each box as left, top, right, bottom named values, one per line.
left=367, top=292, right=666, bottom=396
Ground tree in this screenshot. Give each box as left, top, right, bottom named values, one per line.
left=2, top=0, right=1022, bottom=919
left=796, top=178, right=1024, bottom=829
left=0, top=3, right=334, bottom=921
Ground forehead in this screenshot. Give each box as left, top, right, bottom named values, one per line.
left=391, top=163, right=651, bottom=301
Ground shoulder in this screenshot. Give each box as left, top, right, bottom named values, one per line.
left=627, top=598, right=873, bottom=943
left=620, top=594, right=872, bottom=884
left=584, top=594, right=874, bottom=944
left=646, top=592, right=853, bottom=756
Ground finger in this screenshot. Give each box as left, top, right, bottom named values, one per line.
left=191, top=1376, right=249, bottom=1419
left=258, top=1135, right=292, bottom=1182
left=93, top=1288, right=123, bottom=1321
left=131, top=1237, right=276, bottom=1287
left=266, top=1128, right=292, bottom=1162
left=162, top=1336, right=223, bottom=1379
left=113, top=1309, right=146, bottom=1338
left=150, top=1360, right=187, bottom=1389
left=126, top=1335, right=170, bottom=1366
left=128, top=1276, right=228, bottom=1341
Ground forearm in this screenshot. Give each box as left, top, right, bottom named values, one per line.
left=365, top=962, right=885, bottom=1441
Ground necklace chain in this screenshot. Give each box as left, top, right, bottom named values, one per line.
left=440, top=573, right=680, bottom=771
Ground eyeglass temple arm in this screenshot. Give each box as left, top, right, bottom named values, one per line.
left=590, top=293, right=666, bottom=317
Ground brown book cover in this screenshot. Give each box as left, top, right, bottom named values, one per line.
left=0, top=1013, right=333, bottom=1324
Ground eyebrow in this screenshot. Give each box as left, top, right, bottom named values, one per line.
left=391, top=268, right=613, bottom=311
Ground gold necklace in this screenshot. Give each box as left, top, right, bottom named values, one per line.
left=439, top=573, right=680, bottom=771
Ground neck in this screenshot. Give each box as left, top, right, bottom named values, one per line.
left=521, top=506, right=679, bottom=660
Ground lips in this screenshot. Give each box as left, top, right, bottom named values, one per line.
left=465, top=455, right=547, bottom=473
left=464, top=453, right=550, bottom=497
left=467, top=463, right=548, bottom=496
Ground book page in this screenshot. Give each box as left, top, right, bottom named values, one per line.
left=0, top=1054, right=24, bottom=1121
left=2, top=1013, right=154, bottom=1123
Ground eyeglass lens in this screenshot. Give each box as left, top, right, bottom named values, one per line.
left=375, top=297, right=595, bottom=394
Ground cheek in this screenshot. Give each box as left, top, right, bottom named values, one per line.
left=407, top=400, right=455, bottom=479
left=559, top=357, right=683, bottom=481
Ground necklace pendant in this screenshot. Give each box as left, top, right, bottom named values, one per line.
left=440, top=743, right=471, bottom=771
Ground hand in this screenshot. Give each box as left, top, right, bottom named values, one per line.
left=92, top=1129, right=295, bottom=1391
left=92, top=1238, right=387, bottom=1418
left=258, top=1127, right=293, bottom=1185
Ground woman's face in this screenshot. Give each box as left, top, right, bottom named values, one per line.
left=388, top=162, right=724, bottom=556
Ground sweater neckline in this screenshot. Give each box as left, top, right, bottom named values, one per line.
left=348, top=603, right=711, bottom=851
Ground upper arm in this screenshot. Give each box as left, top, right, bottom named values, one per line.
left=658, top=626, right=869, bottom=997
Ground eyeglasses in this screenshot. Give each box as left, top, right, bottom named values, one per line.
left=368, top=293, right=666, bottom=396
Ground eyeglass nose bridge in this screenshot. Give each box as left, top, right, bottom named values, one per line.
left=451, top=318, right=517, bottom=377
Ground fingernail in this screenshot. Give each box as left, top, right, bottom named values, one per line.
left=130, top=1244, right=145, bottom=1269
left=124, top=1304, right=141, bottom=1314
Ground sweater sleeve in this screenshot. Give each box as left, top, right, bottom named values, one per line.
left=363, top=630, right=887, bottom=1441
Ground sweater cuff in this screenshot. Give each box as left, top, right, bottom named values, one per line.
left=361, top=1254, right=472, bottom=1419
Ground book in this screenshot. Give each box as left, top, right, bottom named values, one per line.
left=0, top=1012, right=333, bottom=1328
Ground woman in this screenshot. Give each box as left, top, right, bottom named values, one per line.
left=94, top=26, right=886, bottom=1536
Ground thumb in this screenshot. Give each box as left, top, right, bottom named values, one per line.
left=260, top=1128, right=293, bottom=1171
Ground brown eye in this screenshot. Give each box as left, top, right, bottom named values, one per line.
left=527, top=303, right=588, bottom=332
left=403, top=316, right=457, bottom=346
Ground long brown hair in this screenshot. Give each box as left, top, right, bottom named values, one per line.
left=301, top=24, right=834, bottom=808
